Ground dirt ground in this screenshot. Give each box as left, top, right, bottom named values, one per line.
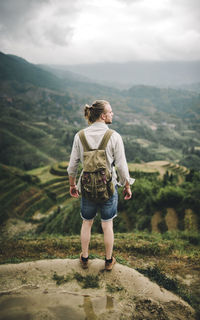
left=0, top=258, right=196, bottom=320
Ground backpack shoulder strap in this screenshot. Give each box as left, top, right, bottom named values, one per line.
left=79, top=130, right=91, bottom=151
left=98, top=129, right=114, bottom=150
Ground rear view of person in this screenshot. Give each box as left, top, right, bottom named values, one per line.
left=67, top=100, right=134, bottom=270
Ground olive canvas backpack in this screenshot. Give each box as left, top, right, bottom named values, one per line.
left=79, top=129, right=114, bottom=203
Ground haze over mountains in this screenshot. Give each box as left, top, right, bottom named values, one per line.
left=49, top=61, right=200, bottom=89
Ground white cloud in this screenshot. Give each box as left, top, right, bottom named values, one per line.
left=0, top=0, right=199, bottom=64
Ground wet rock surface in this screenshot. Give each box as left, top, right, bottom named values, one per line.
left=0, top=259, right=196, bottom=320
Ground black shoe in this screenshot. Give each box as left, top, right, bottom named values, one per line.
left=105, top=257, right=116, bottom=271
left=80, top=253, right=89, bottom=269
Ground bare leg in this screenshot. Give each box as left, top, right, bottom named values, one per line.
left=101, top=220, right=114, bottom=260
left=81, top=219, right=93, bottom=258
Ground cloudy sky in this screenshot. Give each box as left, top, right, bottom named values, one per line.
left=0, top=0, right=199, bottom=65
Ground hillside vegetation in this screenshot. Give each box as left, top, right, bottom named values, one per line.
left=0, top=52, right=200, bottom=171
left=0, top=162, right=73, bottom=226
left=0, top=161, right=199, bottom=236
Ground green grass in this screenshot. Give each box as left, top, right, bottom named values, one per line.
left=50, top=163, right=68, bottom=176
left=52, top=272, right=72, bottom=285
left=136, top=264, right=199, bottom=317
left=48, top=181, right=67, bottom=191
left=58, top=162, right=68, bottom=169
left=1, top=231, right=199, bottom=263
left=106, top=283, right=125, bottom=293
left=51, top=185, right=68, bottom=196
left=28, top=166, right=57, bottom=184
left=15, top=192, right=43, bottom=216
left=0, top=162, right=70, bottom=224
left=137, top=264, right=179, bottom=291
left=0, top=178, right=19, bottom=191
left=73, top=272, right=100, bottom=289
left=56, top=192, right=70, bottom=202
left=0, top=128, right=57, bottom=165
left=41, top=177, right=68, bottom=187
left=0, top=183, right=28, bottom=203
left=23, top=197, right=55, bottom=220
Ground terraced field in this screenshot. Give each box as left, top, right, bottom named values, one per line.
left=0, top=160, right=193, bottom=237
left=128, top=160, right=189, bottom=182
left=0, top=162, right=73, bottom=226
left=0, top=160, right=189, bottom=223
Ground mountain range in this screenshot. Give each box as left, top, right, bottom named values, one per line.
left=0, top=51, right=200, bottom=171
left=54, top=61, right=200, bottom=89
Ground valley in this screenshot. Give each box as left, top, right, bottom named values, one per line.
left=0, top=52, right=200, bottom=319
left=0, top=52, right=200, bottom=172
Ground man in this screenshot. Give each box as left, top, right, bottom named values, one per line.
left=67, top=100, right=134, bottom=270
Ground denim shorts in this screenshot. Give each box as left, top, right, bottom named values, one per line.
left=81, top=186, right=118, bottom=221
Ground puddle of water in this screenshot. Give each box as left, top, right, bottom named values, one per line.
left=0, top=293, right=115, bottom=320
left=83, top=295, right=114, bottom=319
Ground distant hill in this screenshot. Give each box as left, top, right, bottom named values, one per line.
left=0, top=52, right=86, bottom=169
left=0, top=52, right=64, bottom=91
left=175, top=82, right=200, bottom=93
left=0, top=52, right=200, bottom=170
left=39, top=63, right=119, bottom=97
left=0, top=53, right=120, bottom=170
left=62, top=61, right=200, bottom=89
left=39, top=64, right=92, bottom=84
left=123, top=85, right=200, bottom=119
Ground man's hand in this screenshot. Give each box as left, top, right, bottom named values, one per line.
left=123, top=185, right=132, bottom=200
left=70, top=185, right=79, bottom=198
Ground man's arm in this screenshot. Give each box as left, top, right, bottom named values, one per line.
left=123, top=181, right=132, bottom=200
left=113, top=133, right=135, bottom=200
left=67, top=133, right=80, bottom=198
left=69, top=176, right=79, bottom=198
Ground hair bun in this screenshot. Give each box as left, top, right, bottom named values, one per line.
left=84, top=100, right=108, bottom=124
left=85, top=104, right=92, bottom=109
